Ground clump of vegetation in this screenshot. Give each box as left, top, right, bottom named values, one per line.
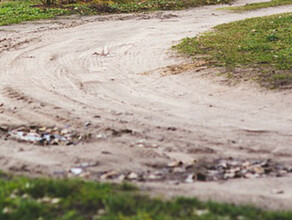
left=0, top=0, right=232, bottom=26
left=225, top=0, right=292, bottom=11
left=174, top=13, right=292, bottom=89
left=1, top=171, right=292, bottom=219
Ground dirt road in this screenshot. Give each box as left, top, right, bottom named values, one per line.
left=0, top=0, right=292, bottom=210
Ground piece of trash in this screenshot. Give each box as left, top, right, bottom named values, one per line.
left=2, top=207, right=12, bottom=214
left=127, top=172, right=139, bottom=180
left=185, top=174, right=194, bottom=183
left=194, top=209, right=209, bottom=216
left=70, top=168, right=83, bottom=175
left=167, top=161, right=183, bottom=168
left=93, top=50, right=109, bottom=57
left=51, top=198, right=61, bottom=204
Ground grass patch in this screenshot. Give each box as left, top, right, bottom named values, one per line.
left=226, top=0, right=292, bottom=11
left=174, top=13, right=292, bottom=89
left=0, top=0, right=232, bottom=26
left=1, top=171, right=292, bottom=219
left=0, top=1, right=67, bottom=26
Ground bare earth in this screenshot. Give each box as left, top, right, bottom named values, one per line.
left=1, top=0, right=292, bottom=210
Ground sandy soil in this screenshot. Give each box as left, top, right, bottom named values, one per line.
left=0, top=0, right=292, bottom=210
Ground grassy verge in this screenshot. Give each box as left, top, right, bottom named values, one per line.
left=0, top=1, right=67, bottom=26
left=174, top=13, right=292, bottom=89
left=0, top=0, right=232, bottom=26
left=226, top=0, right=292, bottom=11
left=1, top=171, right=292, bottom=219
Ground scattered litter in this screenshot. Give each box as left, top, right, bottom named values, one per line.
left=200, top=158, right=291, bottom=181
left=1, top=125, right=87, bottom=146
left=83, top=158, right=292, bottom=183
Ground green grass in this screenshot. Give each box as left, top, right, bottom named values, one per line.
left=1, top=171, right=292, bottom=219
left=226, top=0, right=292, bottom=11
left=0, top=0, right=232, bottom=26
left=174, top=13, right=292, bottom=89
left=106, top=0, right=231, bottom=13
left=0, top=1, right=67, bottom=26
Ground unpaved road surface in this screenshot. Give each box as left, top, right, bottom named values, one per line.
left=1, top=0, right=292, bottom=210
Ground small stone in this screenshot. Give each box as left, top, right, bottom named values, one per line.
left=242, top=161, right=250, bottom=168
left=194, top=209, right=209, bottom=216
left=284, top=166, right=292, bottom=172
left=136, top=143, right=145, bottom=148
left=127, top=172, right=139, bottom=180
left=224, top=172, right=235, bottom=179
left=244, top=173, right=258, bottom=179
left=61, top=129, right=69, bottom=135
left=39, top=197, right=51, bottom=203
left=147, top=174, right=159, bottom=180
left=276, top=170, right=288, bottom=177
left=2, top=207, right=12, bottom=214
left=85, top=121, right=91, bottom=127
left=38, top=127, right=47, bottom=132
left=80, top=163, right=90, bottom=168
left=229, top=161, right=239, bottom=167
left=271, top=189, right=284, bottom=194
left=118, top=174, right=126, bottom=181
left=219, top=162, right=227, bottom=169
left=136, top=139, right=147, bottom=144
left=96, top=134, right=107, bottom=139
left=22, top=193, right=29, bottom=199
left=185, top=159, right=198, bottom=169
left=80, top=171, right=91, bottom=179
left=100, top=171, right=117, bottom=180
left=253, top=166, right=264, bottom=174
left=51, top=198, right=61, bottom=204
left=167, top=161, right=183, bottom=168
